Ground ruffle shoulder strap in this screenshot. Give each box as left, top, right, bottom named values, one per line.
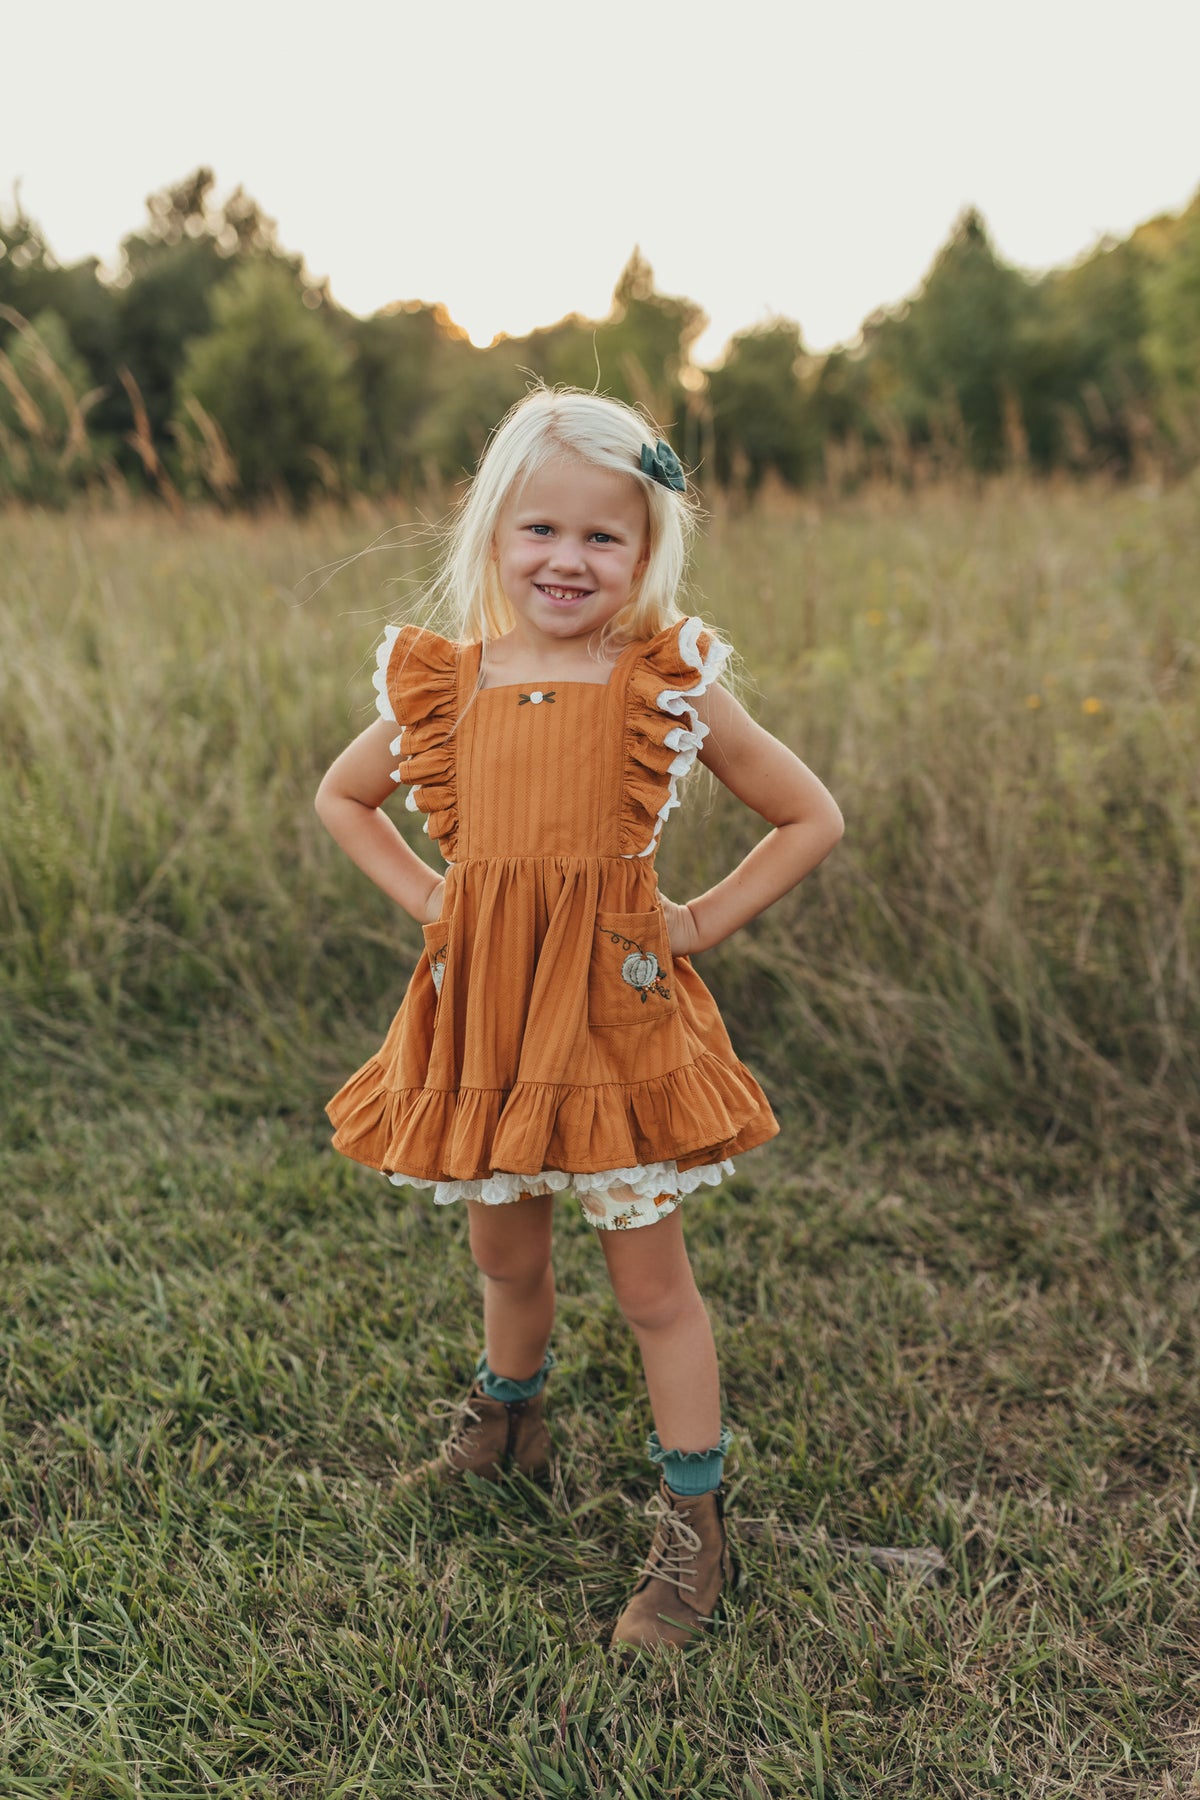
left=373, top=624, right=460, bottom=856
left=622, top=615, right=731, bottom=858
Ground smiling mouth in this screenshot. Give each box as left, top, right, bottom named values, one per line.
left=535, top=584, right=593, bottom=602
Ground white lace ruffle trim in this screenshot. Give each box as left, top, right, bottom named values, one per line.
left=373, top=625, right=400, bottom=724
left=387, top=1156, right=735, bottom=1208
left=634, top=615, right=730, bottom=858
left=374, top=625, right=421, bottom=818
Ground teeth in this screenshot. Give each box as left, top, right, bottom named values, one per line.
left=540, top=585, right=587, bottom=600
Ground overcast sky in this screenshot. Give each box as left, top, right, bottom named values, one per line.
left=5, top=0, right=1198, bottom=364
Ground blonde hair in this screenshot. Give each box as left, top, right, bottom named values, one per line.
left=422, top=387, right=700, bottom=653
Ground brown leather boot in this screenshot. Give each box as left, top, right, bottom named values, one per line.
left=609, top=1478, right=739, bottom=1651
left=394, top=1383, right=552, bottom=1491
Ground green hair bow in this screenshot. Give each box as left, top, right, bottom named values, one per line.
left=639, top=439, right=686, bottom=493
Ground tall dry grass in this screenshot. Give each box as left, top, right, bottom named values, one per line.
left=1, top=476, right=1197, bottom=1169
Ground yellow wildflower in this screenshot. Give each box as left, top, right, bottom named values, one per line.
left=866, top=608, right=885, bottom=627
left=1025, top=694, right=1042, bottom=709
left=1082, top=696, right=1103, bottom=715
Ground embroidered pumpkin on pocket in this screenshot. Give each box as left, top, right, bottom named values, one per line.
left=589, top=911, right=677, bottom=1027
left=621, top=948, right=661, bottom=997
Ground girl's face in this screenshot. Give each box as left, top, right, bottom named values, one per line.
left=492, top=458, right=648, bottom=649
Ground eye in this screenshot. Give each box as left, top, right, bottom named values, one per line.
left=528, top=523, right=552, bottom=536
left=590, top=532, right=615, bottom=545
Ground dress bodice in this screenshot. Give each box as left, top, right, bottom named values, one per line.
left=373, top=617, right=729, bottom=866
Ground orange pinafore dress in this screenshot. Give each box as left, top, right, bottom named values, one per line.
left=326, top=616, right=779, bottom=1231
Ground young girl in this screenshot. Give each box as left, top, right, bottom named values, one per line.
left=316, top=388, right=843, bottom=1652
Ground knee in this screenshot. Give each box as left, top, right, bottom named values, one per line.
left=612, top=1267, right=695, bottom=1334
left=469, top=1220, right=552, bottom=1288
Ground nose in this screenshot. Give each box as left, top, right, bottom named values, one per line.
left=548, top=537, right=587, bottom=571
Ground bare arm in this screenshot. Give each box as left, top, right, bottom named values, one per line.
left=314, top=717, right=445, bottom=924
left=661, top=682, right=844, bottom=955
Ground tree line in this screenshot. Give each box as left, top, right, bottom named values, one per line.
left=1, top=167, right=1198, bottom=508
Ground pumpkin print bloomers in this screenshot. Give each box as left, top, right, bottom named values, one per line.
left=325, top=617, right=779, bottom=1230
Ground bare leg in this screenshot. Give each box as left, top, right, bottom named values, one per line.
left=467, top=1193, right=556, bottom=1381
left=598, top=1202, right=721, bottom=1452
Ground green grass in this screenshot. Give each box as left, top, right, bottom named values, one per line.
left=2, top=478, right=1199, bottom=1794
left=1, top=1109, right=1196, bottom=1795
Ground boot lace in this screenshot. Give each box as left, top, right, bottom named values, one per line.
left=638, top=1492, right=702, bottom=1596
left=427, top=1395, right=483, bottom=1467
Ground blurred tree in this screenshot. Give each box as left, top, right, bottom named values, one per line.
left=107, top=169, right=312, bottom=480
left=500, top=252, right=704, bottom=424
left=808, top=338, right=886, bottom=482
left=519, top=312, right=602, bottom=395
left=339, top=300, right=468, bottom=494
left=1143, top=192, right=1200, bottom=408
left=860, top=209, right=1039, bottom=472
left=0, top=191, right=61, bottom=340
left=412, top=339, right=530, bottom=483
left=0, top=188, right=119, bottom=422
left=1032, top=237, right=1153, bottom=470
left=599, top=249, right=706, bottom=425
left=407, top=252, right=708, bottom=487
left=0, top=308, right=104, bottom=504
left=6, top=175, right=1200, bottom=505
left=708, top=317, right=818, bottom=489
left=175, top=260, right=363, bottom=506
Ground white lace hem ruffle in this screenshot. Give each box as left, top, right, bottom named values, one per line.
left=634, top=615, right=730, bottom=858
left=386, top=1157, right=735, bottom=1208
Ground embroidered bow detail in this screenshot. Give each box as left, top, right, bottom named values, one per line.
left=518, top=690, right=556, bottom=705
left=639, top=439, right=686, bottom=493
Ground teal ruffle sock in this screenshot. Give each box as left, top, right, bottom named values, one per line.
left=647, top=1423, right=734, bottom=1496
left=474, top=1347, right=556, bottom=1403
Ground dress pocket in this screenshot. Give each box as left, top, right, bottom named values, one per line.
left=589, top=909, right=678, bottom=1029
left=421, top=918, right=450, bottom=999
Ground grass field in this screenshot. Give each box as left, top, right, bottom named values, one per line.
left=1, top=477, right=1198, bottom=1795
